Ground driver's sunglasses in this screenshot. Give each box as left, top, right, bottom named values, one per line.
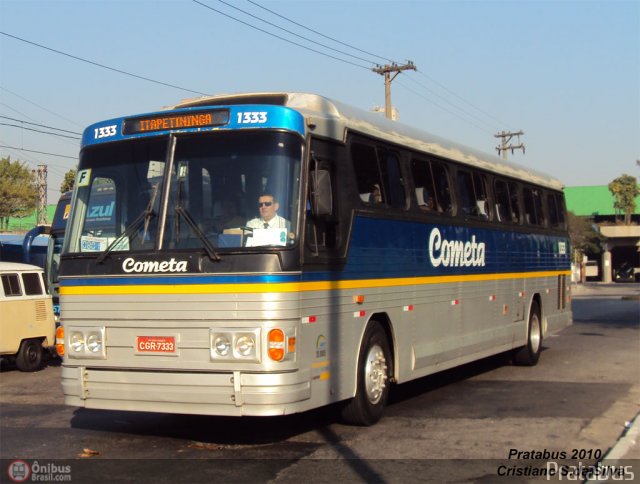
left=258, top=201, right=274, bottom=207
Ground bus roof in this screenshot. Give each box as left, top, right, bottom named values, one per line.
left=169, top=92, right=563, bottom=191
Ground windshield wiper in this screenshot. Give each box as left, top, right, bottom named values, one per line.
left=96, top=183, right=159, bottom=265
left=96, top=208, right=155, bottom=264
left=175, top=206, right=221, bottom=262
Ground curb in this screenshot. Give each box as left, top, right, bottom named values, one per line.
left=585, top=412, right=640, bottom=484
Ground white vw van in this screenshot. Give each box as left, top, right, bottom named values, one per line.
left=0, top=262, right=55, bottom=371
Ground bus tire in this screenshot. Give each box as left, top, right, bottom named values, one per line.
left=341, top=322, right=391, bottom=426
left=16, top=339, right=44, bottom=372
left=513, top=301, right=542, bottom=366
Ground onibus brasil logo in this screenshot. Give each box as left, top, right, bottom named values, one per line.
left=7, top=460, right=72, bottom=482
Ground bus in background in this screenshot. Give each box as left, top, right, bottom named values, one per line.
left=48, top=188, right=115, bottom=321
left=57, top=92, right=572, bottom=425
left=0, top=226, right=50, bottom=268
left=48, top=191, right=72, bottom=321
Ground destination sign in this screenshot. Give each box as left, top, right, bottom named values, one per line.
left=123, top=110, right=229, bottom=134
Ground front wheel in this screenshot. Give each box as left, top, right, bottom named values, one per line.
left=341, top=322, right=391, bottom=426
left=513, top=301, right=542, bottom=366
left=15, top=338, right=44, bottom=372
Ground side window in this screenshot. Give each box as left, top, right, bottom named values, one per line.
left=456, top=170, right=491, bottom=219
left=548, top=192, right=567, bottom=229
left=509, top=181, right=521, bottom=223
left=1, top=273, right=22, bottom=297
left=22, top=273, right=43, bottom=295
left=378, top=149, right=406, bottom=209
left=494, top=179, right=520, bottom=224
left=352, top=143, right=382, bottom=204
left=351, top=142, right=406, bottom=209
left=411, top=158, right=453, bottom=215
left=523, top=186, right=546, bottom=226
left=305, top=138, right=344, bottom=257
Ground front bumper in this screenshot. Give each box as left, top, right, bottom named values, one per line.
left=61, top=365, right=311, bottom=416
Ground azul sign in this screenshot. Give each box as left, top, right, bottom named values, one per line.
left=122, top=257, right=188, bottom=273
left=428, top=227, right=486, bottom=268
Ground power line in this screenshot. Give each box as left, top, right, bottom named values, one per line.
left=243, top=1, right=509, bottom=131
left=246, top=0, right=395, bottom=64
left=0, top=144, right=77, bottom=160
left=0, top=115, right=82, bottom=135
left=413, top=69, right=510, bottom=128
left=401, top=75, right=501, bottom=132
left=192, top=0, right=370, bottom=70
left=395, top=79, right=495, bottom=135
left=217, top=0, right=376, bottom=65
left=0, top=31, right=210, bottom=96
left=0, top=87, right=85, bottom=129
left=0, top=123, right=81, bottom=140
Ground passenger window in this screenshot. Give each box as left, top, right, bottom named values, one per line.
left=494, top=179, right=520, bottom=224
left=523, top=186, right=546, bottom=226
left=456, top=170, right=491, bottom=219
left=1, top=274, right=22, bottom=297
left=410, top=158, right=453, bottom=215
left=351, top=142, right=406, bottom=209
left=547, top=192, right=567, bottom=229
left=352, top=143, right=382, bottom=204
left=22, top=273, right=43, bottom=295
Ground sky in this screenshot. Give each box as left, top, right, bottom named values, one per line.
left=1, top=0, right=638, bottom=204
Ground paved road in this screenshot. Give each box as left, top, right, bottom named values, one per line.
left=1, top=283, right=638, bottom=483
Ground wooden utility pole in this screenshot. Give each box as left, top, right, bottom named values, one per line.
left=372, top=61, right=416, bottom=120
left=494, top=130, right=525, bottom=159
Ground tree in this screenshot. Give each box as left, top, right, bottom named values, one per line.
left=608, top=174, right=639, bottom=225
left=567, top=211, right=604, bottom=258
left=0, top=157, right=37, bottom=231
left=60, top=169, right=76, bottom=193
left=567, top=211, right=605, bottom=283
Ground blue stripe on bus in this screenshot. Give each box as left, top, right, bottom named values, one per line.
left=60, top=218, right=570, bottom=288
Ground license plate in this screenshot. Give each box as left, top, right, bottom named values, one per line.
left=136, top=336, right=176, bottom=354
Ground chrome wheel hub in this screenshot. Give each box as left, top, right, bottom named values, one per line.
left=364, top=344, right=388, bottom=405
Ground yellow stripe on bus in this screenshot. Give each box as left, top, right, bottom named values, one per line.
left=59, top=270, right=570, bottom=296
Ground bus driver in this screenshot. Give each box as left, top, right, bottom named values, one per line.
left=245, top=193, right=291, bottom=246
left=246, top=193, right=290, bottom=230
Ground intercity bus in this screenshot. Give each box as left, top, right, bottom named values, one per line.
left=58, top=92, right=572, bottom=425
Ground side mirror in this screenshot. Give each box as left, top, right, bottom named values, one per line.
left=310, top=169, right=332, bottom=217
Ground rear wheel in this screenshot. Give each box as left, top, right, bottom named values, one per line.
left=341, top=322, right=391, bottom=426
left=513, top=301, right=542, bottom=366
left=15, top=339, right=44, bottom=372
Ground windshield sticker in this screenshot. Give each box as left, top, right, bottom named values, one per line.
left=81, top=236, right=128, bottom=253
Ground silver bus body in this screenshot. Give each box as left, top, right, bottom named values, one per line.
left=59, top=93, right=572, bottom=422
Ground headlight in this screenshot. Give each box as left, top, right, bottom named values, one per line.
left=210, top=329, right=260, bottom=362
left=235, top=335, right=255, bottom=357
left=66, top=326, right=106, bottom=359
left=70, top=332, right=85, bottom=353
left=213, top=335, right=231, bottom=357
left=86, top=333, right=102, bottom=353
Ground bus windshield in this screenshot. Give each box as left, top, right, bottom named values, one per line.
left=65, top=131, right=302, bottom=254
